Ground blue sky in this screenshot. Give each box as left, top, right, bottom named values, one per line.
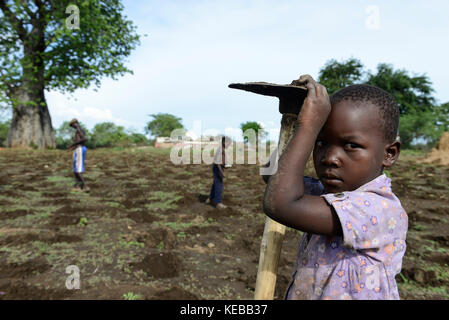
left=46, top=0, right=449, bottom=142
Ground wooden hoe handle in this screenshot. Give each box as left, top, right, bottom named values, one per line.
left=254, top=114, right=298, bottom=300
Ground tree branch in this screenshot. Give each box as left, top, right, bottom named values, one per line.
left=0, top=0, right=27, bottom=40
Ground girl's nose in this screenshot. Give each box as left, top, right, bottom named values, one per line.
left=321, top=145, right=342, bottom=167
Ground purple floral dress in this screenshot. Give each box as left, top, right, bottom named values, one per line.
left=285, top=174, right=408, bottom=300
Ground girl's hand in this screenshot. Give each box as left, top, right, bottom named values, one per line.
left=294, top=74, right=331, bottom=131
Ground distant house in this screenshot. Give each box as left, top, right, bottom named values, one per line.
left=154, top=136, right=176, bottom=148
left=154, top=135, right=224, bottom=149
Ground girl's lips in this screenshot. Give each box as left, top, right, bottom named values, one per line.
left=321, top=176, right=343, bottom=185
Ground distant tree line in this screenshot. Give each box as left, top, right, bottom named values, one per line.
left=1, top=59, right=447, bottom=150
left=318, top=58, right=449, bottom=149
left=0, top=113, right=183, bottom=148
left=54, top=121, right=150, bottom=149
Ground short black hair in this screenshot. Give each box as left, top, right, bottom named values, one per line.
left=330, top=84, right=399, bottom=143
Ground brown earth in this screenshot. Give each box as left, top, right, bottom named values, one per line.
left=420, top=132, right=449, bottom=165
left=0, top=147, right=448, bottom=300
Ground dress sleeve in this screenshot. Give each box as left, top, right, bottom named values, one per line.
left=321, top=191, right=408, bottom=251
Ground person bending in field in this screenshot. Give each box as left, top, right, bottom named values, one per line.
left=68, top=119, right=90, bottom=192
left=206, top=136, right=232, bottom=209
left=263, top=75, right=408, bottom=300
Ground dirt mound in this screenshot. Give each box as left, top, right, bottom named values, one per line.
left=177, top=193, right=201, bottom=205
left=151, top=286, right=198, bottom=300
left=0, top=258, right=50, bottom=278
left=0, top=199, right=11, bottom=206
left=0, top=232, right=82, bottom=246
left=186, top=225, right=221, bottom=235
left=205, top=206, right=238, bottom=218
left=130, top=252, right=182, bottom=278
left=420, top=132, right=449, bottom=165
left=39, top=198, right=73, bottom=206
left=50, top=213, right=81, bottom=227
left=127, top=210, right=156, bottom=223
left=438, top=132, right=449, bottom=150
left=41, top=192, right=68, bottom=198
left=0, top=209, right=32, bottom=220
left=400, top=266, right=440, bottom=286
left=54, top=205, right=80, bottom=215
left=18, top=185, right=38, bottom=192
left=0, top=280, right=73, bottom=300
left=135, top=227, right=177, bottom=249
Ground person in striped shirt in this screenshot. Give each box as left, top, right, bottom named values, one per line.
left=68, top=119, right=90, bottom=192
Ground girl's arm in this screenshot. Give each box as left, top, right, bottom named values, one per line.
left=263, top=75, right=342, bottom=237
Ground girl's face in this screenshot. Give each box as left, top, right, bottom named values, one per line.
left=313, top=100, right=393, bottom=193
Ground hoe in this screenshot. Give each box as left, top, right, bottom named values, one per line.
left=229, top=81, right=307, bottom=300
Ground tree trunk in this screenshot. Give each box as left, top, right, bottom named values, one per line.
left=6, top=20, right=55, bottom=149
left=6, top=87, right=55, bottom=148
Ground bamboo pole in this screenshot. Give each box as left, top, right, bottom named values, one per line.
left=254, top=114, right=298, bottom=300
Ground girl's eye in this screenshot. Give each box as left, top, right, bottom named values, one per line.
left=345, top=143, right=360, bottom=150
left=315, top=140, right=324, bottom=147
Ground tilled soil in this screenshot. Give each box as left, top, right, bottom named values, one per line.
left=0, top=147, right=448, bottom=300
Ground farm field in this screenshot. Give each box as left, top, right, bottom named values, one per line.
left=0, top=147, right=448, bottom=300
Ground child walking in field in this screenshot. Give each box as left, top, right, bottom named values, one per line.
left=263, top=75, right=408, bottom=300
left=67, top=119, right=90, bottom=192
left=206, top=136, right=232, bottom=209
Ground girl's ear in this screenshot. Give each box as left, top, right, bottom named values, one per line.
left=383, top=140, right=401, bottom=168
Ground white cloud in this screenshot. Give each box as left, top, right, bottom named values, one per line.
left=46, top=91, right=136, bottom=129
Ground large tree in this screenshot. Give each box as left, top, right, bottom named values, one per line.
left=317, top=58, right=364, bottom=96
left=145, top=113, right=184, bottom=138
left=90, top=121, right=128, bottom=148
left=0, top=0, right=140, bottom=148
left=240, top=121, right=266, bottom=146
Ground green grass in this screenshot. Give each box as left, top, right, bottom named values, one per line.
left=78, top=217, right=88, bottom=227
left=412, top=224, right=427, bottom=231
left=162, top=221, right=194, bottom=231
left=123, top=292, right=142, bottom=300
left=145, top=191, right=183, bottom=211
left=400, top=149, right=427, bottom=157
left=46, top=176, right=73, bottom=184
left=105, top=201, right=125, bottom=209
left=26, top=212, right=52, bottom=221
left=176, top=231, right=186, bottom=239
left=225, top=233, right=235, bottom=240
left=157, top=241, right=164, bottom=252
left=118, top=238, right=145, bottom=248
left=133, top=178, right=150, bottom=185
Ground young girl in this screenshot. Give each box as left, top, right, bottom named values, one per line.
left=263, top=75, right=407, bottom=300
left=68, top=119, right=90, bottom=192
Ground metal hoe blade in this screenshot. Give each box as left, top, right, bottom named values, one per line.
left=228, top=82, right=307, bottom=115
